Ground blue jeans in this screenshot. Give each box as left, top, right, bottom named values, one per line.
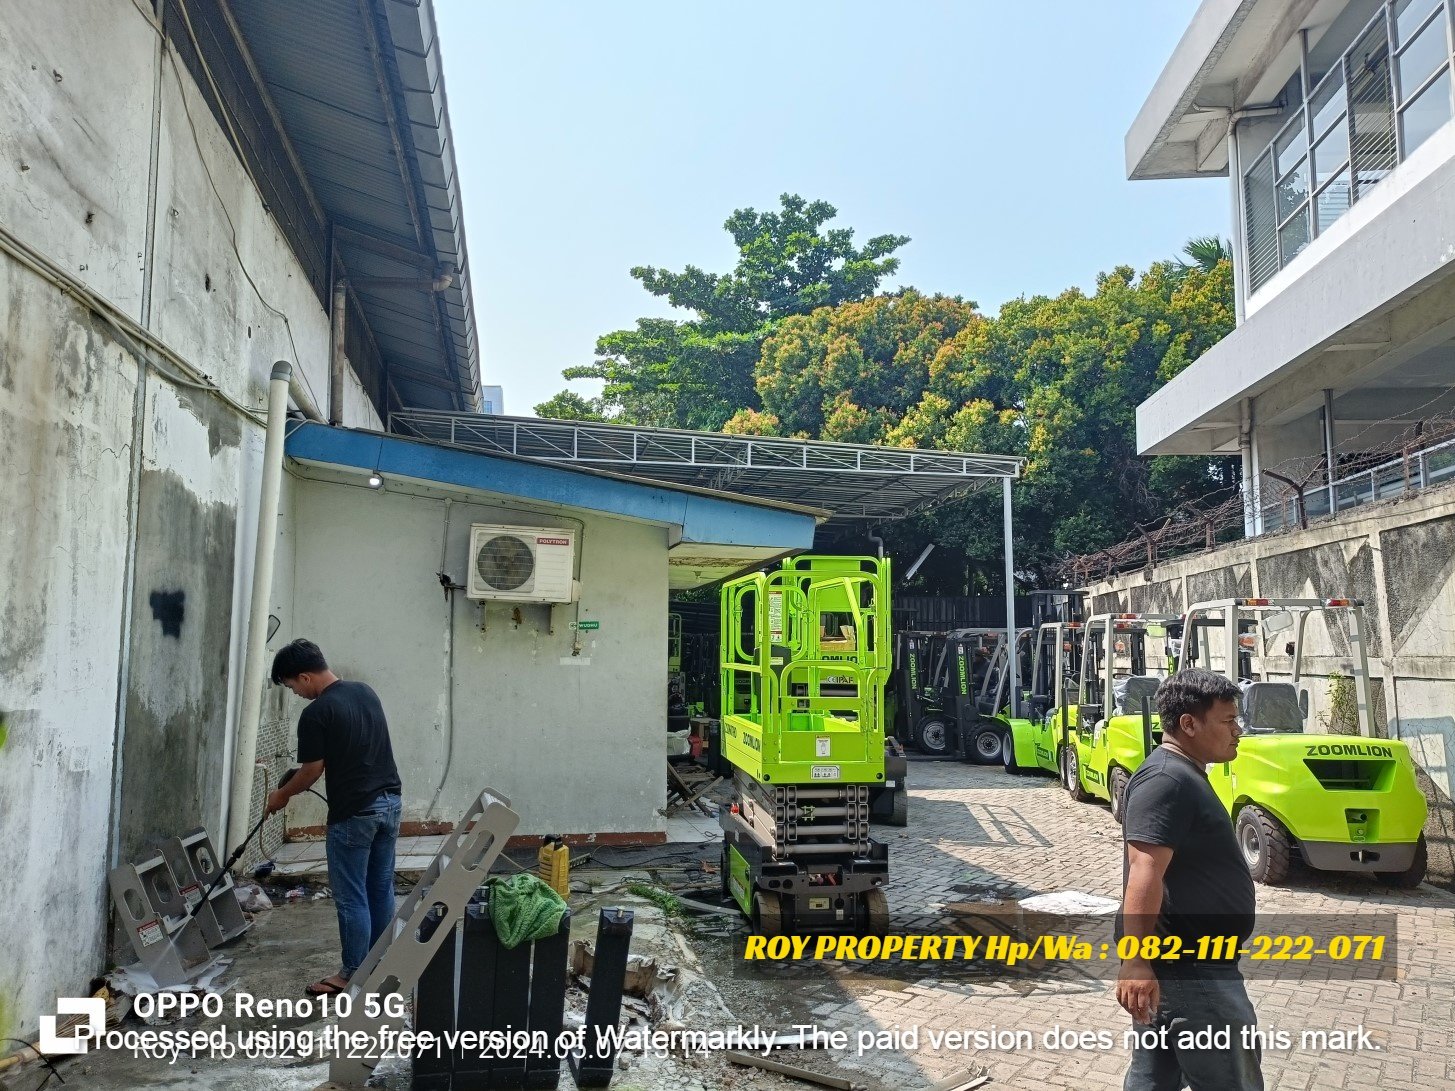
left=1124, top=964, right=1264, bottom=1091
left=325, top=792, right=401, bottom=979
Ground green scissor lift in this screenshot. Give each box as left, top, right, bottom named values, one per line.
left=718, top=555, right=892, bottom=935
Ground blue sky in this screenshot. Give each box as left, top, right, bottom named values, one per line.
left=434, top=0, right=1223, bottom=416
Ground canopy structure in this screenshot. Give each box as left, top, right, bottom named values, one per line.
left=387, top=409, right=1028, bottom=710
left=388, top=411, right=1022, bottom=524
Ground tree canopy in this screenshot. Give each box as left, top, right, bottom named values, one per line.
left=538, top=194, right=908, bottom=429
left=534, top=194, right=1237, bottom=592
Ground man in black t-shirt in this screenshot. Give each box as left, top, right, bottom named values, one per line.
left=1117, top=668, right=1263, bottom=1091
left=265, top=639, right=402, bottom=997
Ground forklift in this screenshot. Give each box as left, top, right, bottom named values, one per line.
left=1064, top=613, right=1179, bottom=812
left=909, top=628, right=1009, bottom=761
left=1002, top=615, right=1084, bottom=777
left=890, top=630, right=945, bottom=748
left=1175, top=598, right=1428, bottom=886
left=717, top=556, right=893, bottom=935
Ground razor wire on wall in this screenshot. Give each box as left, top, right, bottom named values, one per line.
left=1061, top=403, right=1455, bottom=585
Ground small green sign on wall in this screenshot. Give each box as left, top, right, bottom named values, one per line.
left=573, top=620, right=601, bottom=632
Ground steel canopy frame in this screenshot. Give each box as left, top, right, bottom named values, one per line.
left=388, top=410, right=1022, bottom=521
left=389, top=410, right=1026, bottom=691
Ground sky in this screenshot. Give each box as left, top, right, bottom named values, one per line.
left=434, top=0, right=1225, bottom=416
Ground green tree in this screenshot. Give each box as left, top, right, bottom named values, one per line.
left=739, top=290, right=983, bottom=441
left=534, top=390, right=607, bottom=421
left=734, top=258, right=1238, bottom=588
left=538, top=194, right=909, bottom=429
left=1177, top=235, right=1234, bottom=274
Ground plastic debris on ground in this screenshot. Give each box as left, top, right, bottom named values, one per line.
left=1018, top=890, right=1120, bottom=915
left=233, top=882, right=272, bottom=913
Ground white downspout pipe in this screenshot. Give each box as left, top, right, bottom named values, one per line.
left=330, top=280, right=348, bottom=426
left=226, top=361, right=292, bottom=855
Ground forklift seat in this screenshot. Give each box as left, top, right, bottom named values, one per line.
left=1117, top=675, right=1162, bottom=717
left=1241, top=682, right=1303, bottom=733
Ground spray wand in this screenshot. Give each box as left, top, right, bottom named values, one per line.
left=185, top=766, right=298, bottom=923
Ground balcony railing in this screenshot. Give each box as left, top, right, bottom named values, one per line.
left=1244, top=0, right=1455, bottom=294
left=1260, top=431, right=1455, bottom=531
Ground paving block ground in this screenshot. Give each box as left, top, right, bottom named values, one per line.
left=699, top=759, right=1455, bottom=1090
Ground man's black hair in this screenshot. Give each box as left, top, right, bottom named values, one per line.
left=270, top=638, right=328, bottom=684
left=1156, top=668, right=1242, bottom=735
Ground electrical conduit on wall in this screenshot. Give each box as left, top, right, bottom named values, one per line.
left=225, top=362, right=293, bottom=855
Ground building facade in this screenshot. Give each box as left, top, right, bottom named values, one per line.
left=1129, top=0, right=1455, bottom=534
left=0, top=0, right=479, bottom=1044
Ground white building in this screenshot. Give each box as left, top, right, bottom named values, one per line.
left=0, top=0, right=484, bottom=1046
left=1129, top=0, right=1455, bottom=532
left=480, top=383, right=505, bottom=414
left=1119, top=0, right=1455, bottom=886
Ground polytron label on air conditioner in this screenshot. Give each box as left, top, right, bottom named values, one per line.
left=537, top=537, right=570, bottom=546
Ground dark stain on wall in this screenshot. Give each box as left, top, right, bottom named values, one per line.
left=148, top=590, right=186, bottom=638
left=1126, top=578, right=1183, bottom=615
left=118, top=465, right=237, bottom=864
left=1256, top=541, right=1380, bottom=656
left=1186, top=563, right=1251, bottom=606
left=1379, top=514, right=1455, bottom=655
left=175, top=385, right=241, bottom=457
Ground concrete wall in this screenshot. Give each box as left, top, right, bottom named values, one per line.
left=280, top=475, right=670, bottom=840
left=1084, top=484, right=1455, bottom=888
left=0, top=0, right=378, bottom=1041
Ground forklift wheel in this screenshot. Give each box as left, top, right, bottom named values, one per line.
left=1109, top=767, right=1129, bottom=825
left=969, top=724, right=1003, bottom=764
left=885, top=787, right=909, bottom=827
left=1001, top=731, right=1026, bottom=775
left=1063, top=747, right=1093, bottom=803
left=1376, top=834, right=1428, bottom=889
left=914, top=716, right=954, bottom=757
left=863, top=887, right=889, bottom=935
left=753, top=891, right=783, bottom=936
left=1235, top=805, right=1292, bottom=884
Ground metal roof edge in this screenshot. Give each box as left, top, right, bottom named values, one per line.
left=286, top=422, right=831, bottom=521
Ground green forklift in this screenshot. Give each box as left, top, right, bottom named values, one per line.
left=1064, top=613, right=1178, bottom=812
left=913, top=628, right=1021, bottom=762
left=1174, top=598, right=1428, bottom=886
left=717, top=555, right=893, bottom=934
left=1002, top=616, right=1085, bottom=777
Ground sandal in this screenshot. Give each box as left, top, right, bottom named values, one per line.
left=305, top=976, right=347, bottom=997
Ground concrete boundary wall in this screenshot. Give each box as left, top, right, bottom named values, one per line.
left=1083, top=484, right=1455, bottom=889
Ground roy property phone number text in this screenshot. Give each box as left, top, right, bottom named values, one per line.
left=743, top=933, right=1389, bottom=965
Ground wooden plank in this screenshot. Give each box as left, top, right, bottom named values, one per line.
left=724, top=1051, right=852, bottom=1089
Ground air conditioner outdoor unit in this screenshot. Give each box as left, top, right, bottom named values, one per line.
left=467, top=525, right=578, bottom=603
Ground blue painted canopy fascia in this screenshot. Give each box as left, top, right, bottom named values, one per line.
left=285, top=424, right=816, bottom=550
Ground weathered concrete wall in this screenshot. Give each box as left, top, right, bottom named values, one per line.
left=282, top=475, right=670, bottom=840
left=0, top=0, right=379, bottom=1041
left=116, top=382, right=240, bottom=864
left=1084, top=484, right=1455, bottom=888
left=0, top=259, right=138, bottom=1050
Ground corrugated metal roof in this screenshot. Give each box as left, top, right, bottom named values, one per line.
left=227, top=0, right=480, bottom=411
left=390, top=411, right=1025, bottom=525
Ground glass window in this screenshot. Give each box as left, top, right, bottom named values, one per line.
left=1316, top=170, right=1353, bottom=232
left=1396, top=15, right=1452, bottom=100
left=1274, top=119, right=1306, bottom=176
left=1279, top=208, right=1311, bottom=265
left=1400, top=66, right=1454, bottom=152
left=1349, top=24, right=1397, bottom=195
left=1277, top=157, right=1310, bottom=220
left=1310, top=68, right=1347, bottom=137
left=1394, top=0, right=1445, bottom=46
left=1313, top=122, right=1350, bottom=187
